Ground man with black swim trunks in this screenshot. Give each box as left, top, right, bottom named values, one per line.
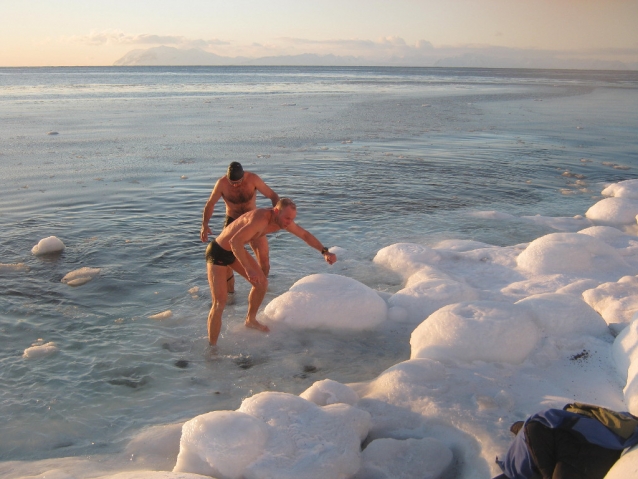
left=204, top=198, right=337, bottom=345
left=200, top=162, right=279, bottom=293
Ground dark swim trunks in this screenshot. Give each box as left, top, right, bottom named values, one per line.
left=205, top=239, right=236, bottom=266
left=224, top=215, right=236, bottom=228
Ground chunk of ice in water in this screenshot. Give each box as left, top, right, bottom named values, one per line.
left=32, top=236, right=65, bottom=255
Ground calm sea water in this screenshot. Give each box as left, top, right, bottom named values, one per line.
left=1, top=66, right=638, bottom=462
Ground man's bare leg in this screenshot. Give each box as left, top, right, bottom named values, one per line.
left=229, top=259, right=270, bottom=333
left=250, top=236, right=270, bottom=277
left=246, top=282, right=270, bottom=332
left=207, top=263, right=229, bottom=345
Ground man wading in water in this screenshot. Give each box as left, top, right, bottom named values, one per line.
left=203, top=198, right=337, bottom=345
left=200, top=161, right=279, bottom=296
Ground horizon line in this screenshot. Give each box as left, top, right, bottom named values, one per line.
left=1, top=65, right=637, bottom=72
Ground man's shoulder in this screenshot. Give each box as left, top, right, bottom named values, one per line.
left=252, top=207, right=272, bottom=219
left=236, top=208, right=271, bottom=231
left=216, top=176, right=230, bottom=188
left=243, top=171, right=262, bottom=183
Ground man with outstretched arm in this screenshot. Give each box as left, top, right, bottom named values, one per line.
left=204, top=198, right=337, bottom=345
left=200, top=161, right=279, bottom=294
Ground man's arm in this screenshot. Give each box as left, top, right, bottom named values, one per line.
left=253, top=175, right=279, bottom=207
left=285, top=222, right=337, bottom=265
left=200, top=179, right=224, bottom=242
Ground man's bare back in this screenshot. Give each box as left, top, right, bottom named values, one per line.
left=215, top=209, right=281, bottom=251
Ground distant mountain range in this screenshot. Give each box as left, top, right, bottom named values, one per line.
left=114, top=46, right=234, bottom=66
left=114, top=46, right=380, bottom=67
left=114, top=45, right=638, bottom=70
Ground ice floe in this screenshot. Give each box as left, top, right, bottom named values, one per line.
left=0, top=262, right=28, bottom=272
left=149, top=310, right=173, bottom=320
left=31, top=236, right=65, bottom=255
left=23, top=341, right=59, bottom=359
left=61, top=267, right=101, bottom=286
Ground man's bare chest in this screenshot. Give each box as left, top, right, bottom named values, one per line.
left=223, top=187, right=256, bottom=205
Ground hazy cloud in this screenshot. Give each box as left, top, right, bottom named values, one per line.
left=279, top=36, right=418, bottom=48
left=66, top=30, right=637, bottom=70
left=66, top=30, right=228, bottom=47
left=378, top=36, right=407, bottom=47
left=273, top=36, right=433, bottom=57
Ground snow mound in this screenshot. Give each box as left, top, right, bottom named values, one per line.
left=263, top=274, right=387, bottom=330
left=388, top=266, right=479, bottom=323
left=373, top=243, right=440, bottom=278
left=586, top=197, right=638, bottom=224
left=174, top=391, right=370, bottom=479
left=605, top=445, right=638, bottom=479
left=516, top=232, right=628, bottom=276
left=583, top=276, right=638, bottom=333
left=578, top=225, right=631, bottom=245
left=364, top=359, right=448, bottom=402
left=612, top=318, right=638, bottom=415
left=173, top=410, right=268, bottom=478
left=300, top=379, right=359, bottom=406
left=602, top=179, right=638, bottom=199
left=515, top=293, right=608, bottom=337
left=410, top=301, right=539, bottom=364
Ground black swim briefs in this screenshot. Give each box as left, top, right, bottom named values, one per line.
left=224, top=215, right=236, bottom=228
left=205, top=239, right=236, bottom=266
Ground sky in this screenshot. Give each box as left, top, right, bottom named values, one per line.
left=1, top=0, right=638, bottom=67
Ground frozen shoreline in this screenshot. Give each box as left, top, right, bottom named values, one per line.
left=6, top=179, right=638, bottom=478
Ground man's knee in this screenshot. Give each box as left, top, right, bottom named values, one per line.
left=212, top=298, right=227, bottom=311
left=254, top=278, right=268, bottom=293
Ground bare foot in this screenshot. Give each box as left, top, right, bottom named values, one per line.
left=245, top=319, right=270, bottom=333
left=205, top=344, right=219, bottom=360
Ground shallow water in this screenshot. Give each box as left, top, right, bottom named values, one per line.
left=1, top=66, right=638, bottom=463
